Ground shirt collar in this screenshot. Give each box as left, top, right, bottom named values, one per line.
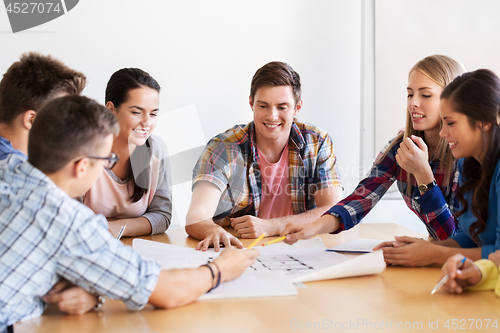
left=248, top=120, right=305, bottom=157
left=0, top=136, right=28, bottom=160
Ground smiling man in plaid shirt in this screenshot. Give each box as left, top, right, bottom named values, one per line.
left=185, top=62, right=343, bottom=251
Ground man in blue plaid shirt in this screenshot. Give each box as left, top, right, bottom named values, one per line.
left=0, top=95, right=258, bottom=332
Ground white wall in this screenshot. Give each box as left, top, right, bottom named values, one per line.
left=6, top=1, right=498, bottom=233
left=0, top=0, right=363, bottom=227
left=375, top=0, right=500, bottom=152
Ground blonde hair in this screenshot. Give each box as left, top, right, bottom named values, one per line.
left=380, top=55, right=466, bottom=195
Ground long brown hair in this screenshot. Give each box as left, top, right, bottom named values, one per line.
left=441, top=69, right=500, bottom=242
left=378, top=55, right=465, bottom=195
left=105, top=68, right=160, bottom=202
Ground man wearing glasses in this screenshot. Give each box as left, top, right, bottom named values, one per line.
left=0, top=96, right=258, bottom=332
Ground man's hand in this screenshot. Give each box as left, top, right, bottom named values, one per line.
left=439, top=254, right=482, bottom=294
left=43, top=280, right=97, bottom=315
left=231, top=215, right=280, bottom=238
left=196, top=230, right=243, bottom=252
left=214, top=247, right=260, bottom=282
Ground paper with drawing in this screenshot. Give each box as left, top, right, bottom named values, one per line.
left=133, top=237, right=386, bottom=298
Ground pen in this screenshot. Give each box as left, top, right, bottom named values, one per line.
left=431, top=257, right=467, bottom=295
left=262, top=236, right=286, bottom=246
left=116, top=223, right=127, bottom=240
left=247, top=233, right=265, bottom=250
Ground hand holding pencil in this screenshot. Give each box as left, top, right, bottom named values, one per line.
left=435, top=254, right=482, bottom=294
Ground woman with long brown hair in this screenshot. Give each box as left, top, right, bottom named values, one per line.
left=380, top=69, right=500, bottom=266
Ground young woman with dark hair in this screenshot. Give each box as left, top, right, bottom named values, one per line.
left=377, top=69, right=500, bottom=266
left=83, top=68, right=172, bottom=237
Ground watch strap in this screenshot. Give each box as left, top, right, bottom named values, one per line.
left=418, top=180, right=437, bottom=193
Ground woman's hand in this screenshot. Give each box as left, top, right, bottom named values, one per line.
left=439, top=254, right=482, bottom=293
left=395, top=135, right=434, bottom=185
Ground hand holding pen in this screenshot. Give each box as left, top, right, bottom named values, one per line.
left=433, top=254, right=482, bottom=294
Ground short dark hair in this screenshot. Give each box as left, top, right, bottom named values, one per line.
left=28, top=95, right=119, bottom=174
left=0, top=52, right=87, bottom=124
left=250, top=61, right=301, bottom=105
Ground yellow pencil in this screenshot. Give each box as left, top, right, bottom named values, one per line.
left=247, top=233, right=265, bottom=250
left=262, top=236, right=286, bottom=246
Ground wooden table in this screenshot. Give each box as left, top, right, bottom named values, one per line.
left=15, top=223, right=500, bottom=332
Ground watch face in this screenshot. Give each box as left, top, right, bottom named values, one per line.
left=418, top=184, right=427, bottom=192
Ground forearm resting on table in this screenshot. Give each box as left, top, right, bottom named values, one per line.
left=108, top=217, right=152, bottom=237
left=185, top=181, right=225, bottom=240
left=435, top=242, right=483, bottom=264
left=425, top=238, right=483, bottom=264
left=185, top=218, right=227, bottom=240
left=274, top=204, right=337, bottom=226
left=149, top=267, right=212, bottom=309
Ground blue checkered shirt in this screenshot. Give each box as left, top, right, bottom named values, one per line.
left=0, top=156, right=161, bottom=330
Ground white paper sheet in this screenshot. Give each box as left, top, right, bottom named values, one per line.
left=133, top=237, right=386, bottom=294
left=291, top=251, right=386, bottom=283
left=199, top=271, right=297, bottom=300
left=133, top=239, right=297, bottom=299
left=133, top=239, right=219, bottom=269
left=248, top=238, right=349, bottom=281
left=326, top=238, right=393, bottom=253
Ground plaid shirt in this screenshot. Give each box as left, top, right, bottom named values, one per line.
left=0, top=156, right=160, bottom=330
left=192, top=120, right=342, bottom=226
left=327, top=136, right=459, bottom=240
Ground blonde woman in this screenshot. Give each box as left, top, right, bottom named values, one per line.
left=379, top=69, right=500, bottom=266
left=284, top=55, right=464, bottom=243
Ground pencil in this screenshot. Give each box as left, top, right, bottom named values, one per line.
left=262, top=236, right=286, bottom=246
left=247, top=233, right=265, bottom=250
left=116, top=223, right=127, bottom=240
left=431, top=257, right=467, bottom=295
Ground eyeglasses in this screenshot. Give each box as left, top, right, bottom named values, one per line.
left=86, top=152, right=119, bottom=170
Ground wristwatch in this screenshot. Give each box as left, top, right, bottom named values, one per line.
left=95, top=295, right=105, bottom=309
left=418, top=180, right=437, bottom=193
